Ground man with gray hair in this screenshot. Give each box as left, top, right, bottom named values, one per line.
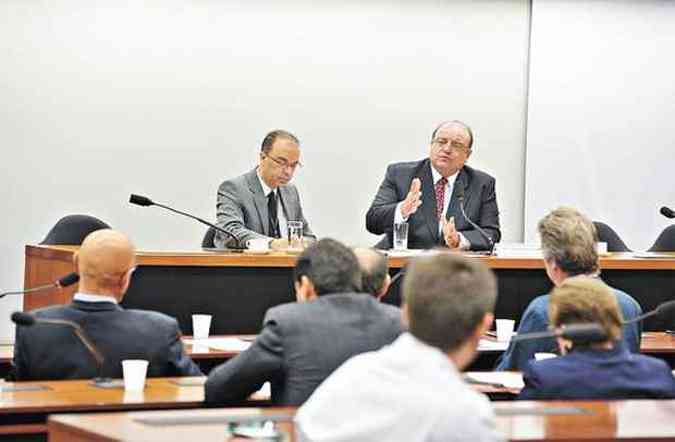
left=366, top=120, right=500, bottom=250
left=496, top=206, right=642, bottom=370
left=296, top=253, right=502, bottom=442
left=353, top=247, right=391, bottom=300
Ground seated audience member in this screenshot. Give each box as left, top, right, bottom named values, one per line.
left=519, top=277, right=675, bottom=400
left=496, top=207, right=642, bottom=370
left=296, top=254, right=503, bottom=442
left=13, top=230, right=201, bottom=380
left=353, top=247, right=391, bottom=300
left=204, top=238, right=402, bottom=406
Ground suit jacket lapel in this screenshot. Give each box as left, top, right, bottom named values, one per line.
left=245, top=169, right=270, bottom=236
left=418, top=161, right=439, bottom=242
left=278, top=186, right=294, bottom=220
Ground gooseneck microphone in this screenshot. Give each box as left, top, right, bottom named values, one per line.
left=623, top=300, right=675, bottom=325
left=11, top=311, right=110, bottom=384
left=129, top=194, right=240, bottom=248
left=0, top=272, right=80, bottom=299
left=510, top=323, right=607, bottom=344
left=455, top=187, right=496, bottom=255
left=660, top=206, right=675, bottom=219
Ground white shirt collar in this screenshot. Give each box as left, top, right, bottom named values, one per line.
left=73, top=292, right=118, bottom=304
left=430, top=165, right=460, bottom=187
left=256, top=168, right=276, bottom=197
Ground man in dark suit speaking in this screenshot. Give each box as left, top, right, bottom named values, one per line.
left=214, top=129, right=315, bottom=249
left=13, top=230, right=201, bottom=380
left=204, top=238, right=403, bottom=406
left=366, top=121, right=500, bottom=250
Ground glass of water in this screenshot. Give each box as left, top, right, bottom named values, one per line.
left=393, top=222, right=409, bottom=250
left=287, top=221, right=304, bottom=251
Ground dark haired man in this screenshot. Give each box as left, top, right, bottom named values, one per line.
left=214, top=129, right=314, bottom=249
left=296, top=253, right=502, bottom=442
left=204, top=238, right=402, bottom=406
left=366, top=120, right=500, bottom=251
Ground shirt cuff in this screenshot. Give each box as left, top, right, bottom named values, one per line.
left=394, top=202, right=409, bottom=224
left=458, top=232, right=471, bottom=251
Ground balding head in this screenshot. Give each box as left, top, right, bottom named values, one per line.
left=74, top=230, right=136, bottom=300
left=353, top=247, right=391, bottom=300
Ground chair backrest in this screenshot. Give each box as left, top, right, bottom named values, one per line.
left=202, top=226, right=216, bottom=248
left=380, top=269, right=405, bottom=307
left=648, top=225, right=675, bottom=252
left=593, top=221, right=631, bottom=252
left=40, top=215, right=110, bottom=246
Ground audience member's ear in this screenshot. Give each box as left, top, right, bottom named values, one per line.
left=400, top=303, right=410, bottom=330
left=295, top=276, right=317, bottom=303
left=72, top=251, right=79, bottom=271
left=376, top=274, right=392, bottom=301
left=475, top=312, right=494, bottom=339
left=557, top=337, right=573, bottom=355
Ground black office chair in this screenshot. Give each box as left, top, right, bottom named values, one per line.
left=202, top=226, right=216, bottom=248
left=593, top=221, right=631, bottom=252
left=40, top=215, right=111, bottom=245
left=648, top=225, right=675, bottom=252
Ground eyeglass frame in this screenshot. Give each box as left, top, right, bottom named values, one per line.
left=263, top=153, right=303, bottom=171
left=431, top=137, right=472, bottom=154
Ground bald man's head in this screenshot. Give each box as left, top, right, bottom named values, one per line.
left=354, top=248, right=391, bottom=300
left=74, top=230, right=136, bottom=300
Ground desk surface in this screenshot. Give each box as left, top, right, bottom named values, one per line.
left=47, top=400, right=675, bottom=442
left=26, top=244, right=675, bottom=270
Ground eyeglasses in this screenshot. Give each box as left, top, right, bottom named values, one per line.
left=265, top=154, right=303, bottom=171
left=432, top=138, right=470, bottom=153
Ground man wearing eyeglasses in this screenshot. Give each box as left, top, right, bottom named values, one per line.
left=214, top=129, right=315, bottom=249
left=366, top=121, right=500, bottom=251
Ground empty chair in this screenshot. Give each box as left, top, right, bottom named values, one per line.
left=202, top=226, right=216, bottom=248
left=40, top=215, right=110, bottom=245
left=648, top=225, right=675, bottom=252
left=593, top=221, right=631, bottom=252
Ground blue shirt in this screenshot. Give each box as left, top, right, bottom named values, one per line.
left=495, top=285, right=643, bottom=371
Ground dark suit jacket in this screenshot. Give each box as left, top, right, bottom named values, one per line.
left=518, top=345, right=675, bottom=400
left=204, top=293, right=403, bottom=406
left=13, top=300, right=202, bottom=380
left=366, top=159, right=500, bottom=250
left=215, top=168, right=315, bottom=248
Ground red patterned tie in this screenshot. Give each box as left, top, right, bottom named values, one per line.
left=434, top=177, right=447, bottom=221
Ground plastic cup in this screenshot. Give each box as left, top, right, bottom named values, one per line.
left=192, top=314, right=212, bottom=340
left=393, top=222, right=409, bottom=250
left=496, top=319, right=516, bottom=342
left=287, top=221, right=304, bottom=251
left=122, top=359, right=148, bottom=392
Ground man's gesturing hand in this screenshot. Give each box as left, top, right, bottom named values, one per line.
left=400, top=178, right=422, bottom=219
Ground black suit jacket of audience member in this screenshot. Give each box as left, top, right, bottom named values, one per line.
left=13, top=300, right=203, bottom=380
left=204, top=293, right=403, bottom=406
left=366, top=159, right=501, bottom=250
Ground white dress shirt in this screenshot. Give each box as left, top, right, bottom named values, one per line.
left=257, top=169, right=288, bottom=238
left=295, top=333, right=503, bottom=442
left=394, top=166, right=470, bottom=249
left=73, top=292, right=118, bottom=304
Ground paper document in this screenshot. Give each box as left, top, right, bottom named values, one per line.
left=465, top=371, right=524, bottom=390
left=478, top=339, right=509, bottom=351
left=184, top=337, right=252, bottom=352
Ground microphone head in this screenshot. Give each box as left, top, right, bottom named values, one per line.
left=57, top=272, right=80, bottom=288
left=129, top=194, right=154, bottom=207
left=559, top=323, right=607, bottom=344
left=656, top=300, right=675, bottom=317
left=11, top=312, right=36, bottom=326
left=660, top=206, right=675, bottom=219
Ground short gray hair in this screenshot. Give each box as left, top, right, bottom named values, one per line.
left=261, top=130, right=300, bottom=154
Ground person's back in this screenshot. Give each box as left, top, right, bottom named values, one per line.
left=296, top=253, right=503, bottom=442
left=267, top=293, right=401, bottom=405
left=13, top=229, right=201, bottom=381
left=15, top=301, right=201, bottom=380
left=204, top=238, right=403, bottom=406
left=519, top=277, right=675, bottom=400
